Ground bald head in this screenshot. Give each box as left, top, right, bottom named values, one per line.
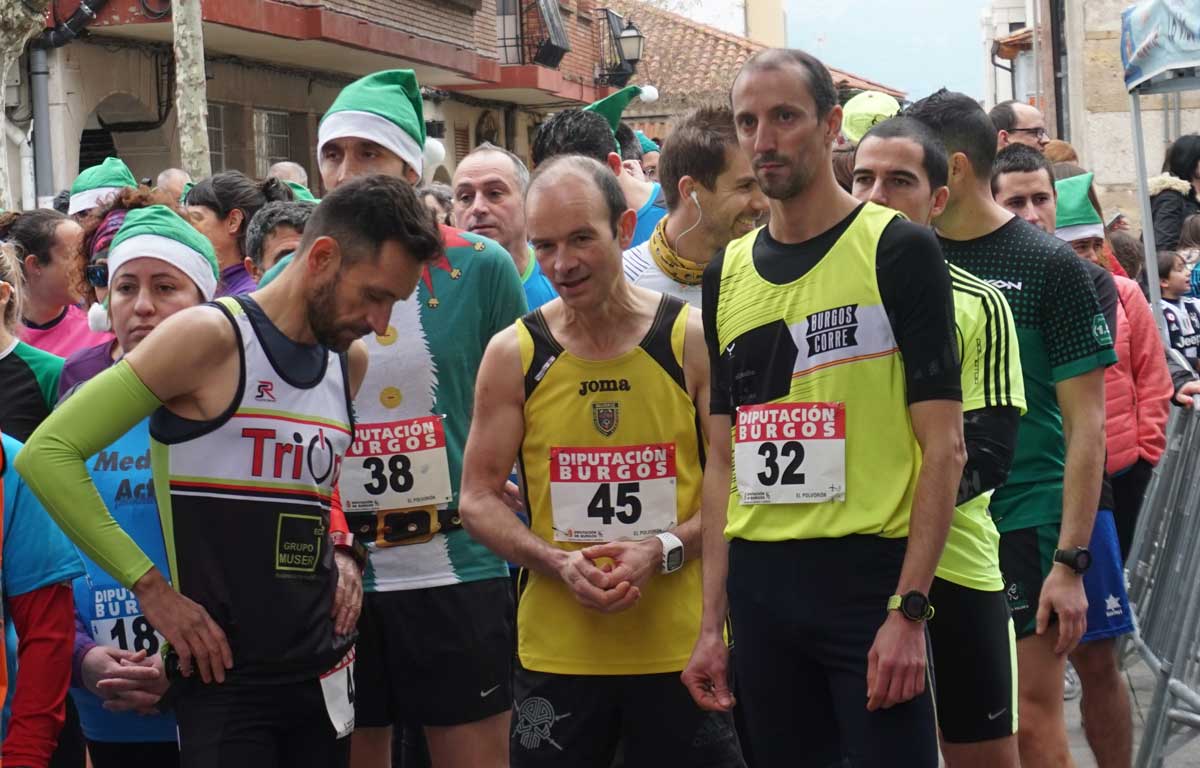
left=269, top=161, right=309, bottom=187
left=990, top=101, right=1049, bottom=152
left=155, top=168, right=191, bottom=201
left=528, top=155, right=628, bottom=238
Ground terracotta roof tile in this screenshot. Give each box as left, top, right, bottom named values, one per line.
left=607, top=0, right=904, bottom=126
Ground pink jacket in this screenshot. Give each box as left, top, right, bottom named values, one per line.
left=1106, top=275, right=1172, bottom=474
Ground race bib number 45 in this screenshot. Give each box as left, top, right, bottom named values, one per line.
left=734, top=402, right=846, bottom=505
left=339, top=417, right=453, bottom=512
left=550, top=444, right=678, bottom=542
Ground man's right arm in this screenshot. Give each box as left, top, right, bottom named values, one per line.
left=16, top=305, right=237, bottom=682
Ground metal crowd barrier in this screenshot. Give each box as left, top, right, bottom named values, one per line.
left=1126, top=403, right=1200, bottom=766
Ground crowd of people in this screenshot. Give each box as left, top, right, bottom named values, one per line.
left=0, top=45, right=1196, bottom=768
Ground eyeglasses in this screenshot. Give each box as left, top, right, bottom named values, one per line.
left=85, top=263, right=108, bottom=288
left=1009, top=127, right=1050, bottom=140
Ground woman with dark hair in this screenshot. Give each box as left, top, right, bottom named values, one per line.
left=1150, top=134, right=1200, bottom=250
left=0, top=209, right=111, bottom=357
left=59, top=187, right=183, bottom=396
left=184, top=171, right=291, bottom=297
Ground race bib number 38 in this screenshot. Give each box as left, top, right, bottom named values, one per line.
left=734, top=402, right=846, bottom=505
left=550, top=444, right=678, bottom=542
left=339, top=417, right=453, bottom=512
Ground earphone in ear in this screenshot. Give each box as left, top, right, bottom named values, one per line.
left=690, top=190, right=699, bottom=204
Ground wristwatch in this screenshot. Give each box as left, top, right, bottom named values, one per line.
left=331, top=531, right=368, bottom=570
left=887, top=590, right=935, bottom=622
left=655, top=531, right=684, bottom=574
left=1053, top=546, right=1092, bottom=575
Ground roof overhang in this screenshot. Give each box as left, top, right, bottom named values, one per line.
left=994, top=28, right=1033, bottom=61
left=78, top=0, right=497, bottom=86
left=443, top=64, right=611, bottom=106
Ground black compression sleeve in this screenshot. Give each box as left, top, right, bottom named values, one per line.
left=702, top=252, right=731, bottom=415
left=876, top=219, right=962, bottom=404
left=958, top=406, right=1022, bottom=506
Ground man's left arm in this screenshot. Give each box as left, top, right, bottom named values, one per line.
left=1042, top=369, right=1106, bottom=653
left=329, top=340, right=369, bottom=637
left=867, top=219, right=965, bottom=711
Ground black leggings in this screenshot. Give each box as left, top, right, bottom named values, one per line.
left=87, top=740, right=179, bottom=768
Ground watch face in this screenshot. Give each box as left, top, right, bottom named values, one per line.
left=666, top=547, right=684, bottom=571
left=902, top=592, right=928, bottom=619
left=1076, top=550, right=1092, bottom=572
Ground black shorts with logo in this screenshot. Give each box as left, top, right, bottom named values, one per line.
left=510, top=664, right=745, bottom=768
left=928, top=577, right=1017, bottom=743
left=998, top=523, right=1060, bottom=639
left=353, top=577, right=514, bottom=728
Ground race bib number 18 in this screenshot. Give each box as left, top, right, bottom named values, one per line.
left=734, top=402, right=846, bottom=505
left=550, top=443, right=678, bottom=542
left=339, top=416, right=453, bottom=512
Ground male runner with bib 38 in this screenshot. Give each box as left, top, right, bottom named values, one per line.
left=16, top=176, right=442, bottom=768
left=460, top=155, right=744, bottom=767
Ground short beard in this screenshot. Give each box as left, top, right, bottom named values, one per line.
left=757, top=158, right=815, bottom=201
left=306, top=273, right=348, bottom=351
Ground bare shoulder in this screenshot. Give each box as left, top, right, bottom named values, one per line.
left=126, top=304, right=235, bottom=369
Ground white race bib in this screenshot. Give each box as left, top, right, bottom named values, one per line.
left=339, top=417, right=453, bottom=512
left=550, top=443, right=678, bottom=542
left=91, top=615, right=164, bottom=656
left=319, top=649, right=356, bottom=740
left=733, top=402, right=846, bottom=504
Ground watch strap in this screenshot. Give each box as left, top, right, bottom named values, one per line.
left=331, top=531, right=368, bottom=570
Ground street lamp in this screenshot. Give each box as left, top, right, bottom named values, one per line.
left=617, top=19, right=644, bottom=67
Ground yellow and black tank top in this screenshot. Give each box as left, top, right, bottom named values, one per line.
left=714, top=202, right=921, bottom=542
left=517, top=294, right=703, bottom=675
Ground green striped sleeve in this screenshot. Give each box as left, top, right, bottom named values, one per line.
left=950, top=264, right=1026, bottom=414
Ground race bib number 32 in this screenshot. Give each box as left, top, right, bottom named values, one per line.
left=550, top=443, right=678, bottom=542
left=339, top=417, right=453, bottom=512
left=734, top=402, right=846, bottom=505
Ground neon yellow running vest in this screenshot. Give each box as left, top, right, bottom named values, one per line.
left=715, top=203, right=920, bottom=542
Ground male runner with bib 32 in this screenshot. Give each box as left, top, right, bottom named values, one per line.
left=16, top=176, right=442, bottom=768
left=460, top=154, right=744, bottom=767
left=683, top=49, right=966, bottom=768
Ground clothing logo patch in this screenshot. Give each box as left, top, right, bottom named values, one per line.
left=987, top=279, right=1023, bottom=291
left=1093, top=314, right=1113, bottom=346
left=275, top=513, right=325, bottom=574
left=514, top=696, right=571, bottom=751
left=1106, top=593, right=1124, bottom=617
left=578, top=378, right=631, bottom=396
left=1005, top=581, right=1029, bottom=612
left=255, top=380, right=276, bottom=402
left=805, top=304, right=859, bottom=356
left=592, top=402, right=619, bottom=437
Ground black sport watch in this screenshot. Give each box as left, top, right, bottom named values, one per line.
left=887, top=590, right=934, bottom=622
left=1053, top=547, right=1092, bottom=575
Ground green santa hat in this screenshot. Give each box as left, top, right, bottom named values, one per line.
left=1054, top=173, right=1105, bottom=243
left=635, top=130, right=659, bottom=155
left=584, top=84, right=659, bottom=133
left=108, top=205, right=220, bottom=300
left=318, top=69, right=444, bottom=177
left=284, top=180, right=319, bottom=203
left=69, top=157, right=138, bottom=215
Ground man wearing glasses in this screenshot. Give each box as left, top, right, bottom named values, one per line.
left=990, top=101, right=1051, bottom=152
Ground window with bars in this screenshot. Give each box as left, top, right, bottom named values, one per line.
left=208, top=104, right=226, bottom=173
left=254, top=109, right=291, bottom=178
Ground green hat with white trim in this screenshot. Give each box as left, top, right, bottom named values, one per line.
left=584, top=84, right=659, bottom=133
left=284, top=180, right=319, bottom=203
left=319, top=69, right=442, bottom=177
left=108, top=205, right=219, bottom=300
left=69, top=157, right=138, bottom=215
left=1054, top=173, right=1105, bottom=243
